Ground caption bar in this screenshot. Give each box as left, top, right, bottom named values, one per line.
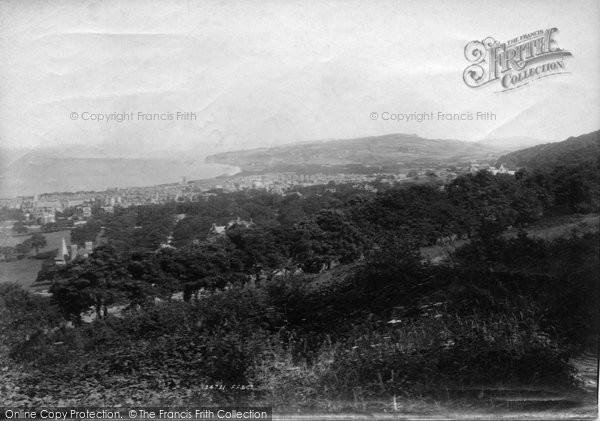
left=1, top=408, right=272, bottom=421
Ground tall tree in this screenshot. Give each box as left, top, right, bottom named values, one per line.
left=29, top=233, right=47, bottom=254
left=49, top=245, right=133, bottom=323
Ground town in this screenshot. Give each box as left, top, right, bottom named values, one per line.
left=0, top=163, right=514, bottom=226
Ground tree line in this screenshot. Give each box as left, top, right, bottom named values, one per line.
left=36, top=159, right=599, bottom=324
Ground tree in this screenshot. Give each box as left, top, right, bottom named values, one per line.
left=49, top=245, right=133, bottom=323
left=358, top=184, right=464, bottom=245
left=0, top=246, right=15, bottom=261
left=71, top=219, right=102, bottom=246
left=226, top=225, right=286, bottom=275
left=447, top=171, right=519, bottom=239
left=127, top=251, right=177, bottom=302
left=285, top=210, right=367, bottom=273
left=29, top=233, right=47, bottom=254
left=407, top=170, right=419, bottom=179
left=12, top=221, right=28, bottom=234
left=41, top=222, right=59, bottom=232
left=172, top=215, right=214, bottom=247
left=159, top=241, right=241, bottom=301
left=14, top=240, right=32, bottom=258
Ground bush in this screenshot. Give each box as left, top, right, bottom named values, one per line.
left=0, top=283, right=62, bottom=349
left=10, top=287, right=287, bottom=401
left=305, top=315, right=575, bottom=401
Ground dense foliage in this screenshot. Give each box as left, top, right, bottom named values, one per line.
left=1, top=158, right=598, bottom=407
left=497, top=130, right=599, bottom=169
left=5, top=229, right=598, bottom=406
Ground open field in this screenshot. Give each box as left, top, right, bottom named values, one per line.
left=0, top=222, right=42, bottom=247
left=0, top=229, right=71, bottom=287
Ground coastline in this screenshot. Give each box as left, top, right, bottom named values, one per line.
left=1, top=162, right=242, bottom=199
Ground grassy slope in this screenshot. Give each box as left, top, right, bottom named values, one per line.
left=0, top=229, right=71, bottom=287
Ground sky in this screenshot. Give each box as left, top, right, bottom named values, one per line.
left=0, top=0, right=599, bottom=158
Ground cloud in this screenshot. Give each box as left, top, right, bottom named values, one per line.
left=0, top=0, right=598, bottom=156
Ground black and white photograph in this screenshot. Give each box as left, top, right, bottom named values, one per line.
left=0, top=0, right=599, bottom=419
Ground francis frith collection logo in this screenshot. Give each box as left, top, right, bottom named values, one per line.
left=463, top=28, right=572, bottom=92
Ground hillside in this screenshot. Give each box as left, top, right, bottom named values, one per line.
left=497, top=130, right=600, bottom=169
left=205, top=133, right=501, bottom=171
left=1, top=151, right=598, bottom=413
left=477, top=136, right=554, bottom=151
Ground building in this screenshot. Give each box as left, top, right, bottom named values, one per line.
left=208, top=217, right=255, bottom=238
left=54, top=238, right=69, bottom=265
left=226, top=216, right=255, bottom=230
left=69, top=244, right=78, bottom=260
left=39, top=212, right=56, bottom=224
left=488, top=164, right=516, bottom=176
left=55, top=240, right=94, bottom=265
left=209, top=223, right=227, bottom=236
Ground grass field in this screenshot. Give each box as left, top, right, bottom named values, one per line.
left=421, top=213, right=599, bottom=264
left=0, top=229, right=71, bottom=287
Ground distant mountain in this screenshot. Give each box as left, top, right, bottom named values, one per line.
left=496, top=130, right=600, bottom=169
left=205, top=133, right=501, bottom=171
left=477, top=136, right=554, bottom=152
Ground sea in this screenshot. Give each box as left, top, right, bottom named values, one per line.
left=0, top=159, right=240, bottom=198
